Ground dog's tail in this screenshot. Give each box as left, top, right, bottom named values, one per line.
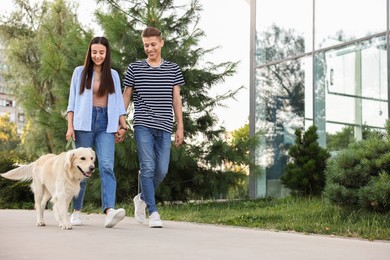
left=1, top=163, right=34, bottom=182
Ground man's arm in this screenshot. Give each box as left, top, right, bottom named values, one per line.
left=123, top=86, right=133, bottom=110
left=173, top=85, right=184, bottom=147
left=114, top=86, right=133, bottom=143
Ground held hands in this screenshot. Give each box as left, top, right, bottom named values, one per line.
left=115, top=127, right=128, bottom=143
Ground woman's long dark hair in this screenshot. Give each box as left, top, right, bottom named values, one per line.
left=79, top=36, right=115, bottom=96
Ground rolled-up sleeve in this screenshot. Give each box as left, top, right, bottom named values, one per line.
left=66, top=66, right=93, bottom=131
left=67, top=67, right=82, bottom=112
left=106, top=69, right=127, bottom=133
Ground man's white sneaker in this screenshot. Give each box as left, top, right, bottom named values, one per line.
left=70, top=211, right=82, bottom=226
left=104, top=208, right=125, bottom=228
left=149, top=212, right=163, bottom=228
left=133, top=194, right=146, bottom=224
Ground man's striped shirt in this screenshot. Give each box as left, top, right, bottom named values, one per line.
left=123, top=59, right=185, bottom=133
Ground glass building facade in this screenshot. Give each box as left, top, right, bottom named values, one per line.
left=249, top=0, right=389, bottom=198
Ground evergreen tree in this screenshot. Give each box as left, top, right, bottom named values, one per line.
left=96, top=0, right=251, bottom=201
left=281, top=125, right=330, bottom=196
left=0, top=0, right=93, bottom=156
left=0, top=0, right=257, bottom=204
left=324, top=120, right=390, bottom=212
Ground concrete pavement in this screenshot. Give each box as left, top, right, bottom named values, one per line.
left=0, top=209, right=389, bottom=260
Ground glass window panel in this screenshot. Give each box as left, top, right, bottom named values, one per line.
left=315, top=0, right=386, bottom=49
left=255, top=58, right=306, bottom=179
left=314, top=36, right=388, bottom=146
left=256, top=0, right=313, bottom=64
left=326, top=123, right=356, bottom=152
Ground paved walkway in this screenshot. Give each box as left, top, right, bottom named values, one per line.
left=0, top=209, right=389, bottom=260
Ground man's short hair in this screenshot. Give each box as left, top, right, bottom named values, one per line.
left=142, top=27, right=162, bottom=38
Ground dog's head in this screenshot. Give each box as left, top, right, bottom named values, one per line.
left=64, top=147, right=96, bottom=180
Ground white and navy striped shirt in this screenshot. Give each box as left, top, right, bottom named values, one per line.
left=123, top=59, right=185, bottom=133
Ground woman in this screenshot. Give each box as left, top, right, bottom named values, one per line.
left=66, top=36, right=128, bottom=228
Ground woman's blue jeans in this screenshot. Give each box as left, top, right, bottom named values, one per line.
left=134, top=126, right=172, bottom=214
left=73, top=107, right=116, bottom=213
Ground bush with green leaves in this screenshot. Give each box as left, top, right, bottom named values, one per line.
left=324, top=126, right=390, bottom=213
left=0, top=114, right=33, bottom=208
left=281, top=125, right=330, bottom=196
left=0, top=150, right=34, bottom=208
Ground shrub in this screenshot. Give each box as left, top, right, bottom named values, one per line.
left=281, top=125, right=330, bottom=196
left=0, top=150, right=34, bottom=208
left=324, top=125, right=390, bottom=213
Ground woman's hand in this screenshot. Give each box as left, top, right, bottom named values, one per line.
left=66, top=128, right=75, bottom=141
left=115, top=127, right=127, bottom=143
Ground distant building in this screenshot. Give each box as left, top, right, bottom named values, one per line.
left=0, top=45, right=25, bottom=134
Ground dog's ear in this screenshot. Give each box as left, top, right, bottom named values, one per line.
left=91, top=149, right=96, bottom=161
left=64, top=151, right=74, bottom=171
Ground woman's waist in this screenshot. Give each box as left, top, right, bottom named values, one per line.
left=93, top=106, right=108, bottom=112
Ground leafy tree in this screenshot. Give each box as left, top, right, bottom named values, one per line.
left=255, top=24, right=305, bottom=180
left=225, top=123, right=262, bottom=198
left=281, top=125, right=331, bottom=196
left=0, top=113, right=19, bottom=151
left=0, top=153, right=33, bottom=208
left=257, top=24, right=305, bottom=120
left=0, top=114, right=32, bottom=208
left=0, top=0, right=93, bottom=156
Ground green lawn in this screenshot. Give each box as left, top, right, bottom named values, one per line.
left=125, top=197, right=390, bottom=241
left=4, top=196, right=389, bottom=240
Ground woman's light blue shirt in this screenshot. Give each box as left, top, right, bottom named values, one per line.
left=67, top=66, right=127, bottom=133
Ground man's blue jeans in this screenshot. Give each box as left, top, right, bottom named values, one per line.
left=73, top=107, right=116, bottom=213
left=134, top=126, right=172, bottom=214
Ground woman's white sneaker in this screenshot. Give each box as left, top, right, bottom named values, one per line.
left=149, top=212, right=163, bottom=228
left=133, top=194, right=146, bottom=224
left=70, top=211, right=82, bottom=226
left=105, top=208, right=126, bottom=228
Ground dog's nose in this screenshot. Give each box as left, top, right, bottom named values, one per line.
left=90, top=166, right=95, bottom=172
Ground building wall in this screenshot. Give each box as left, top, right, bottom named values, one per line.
left=0, top=46, right=25, bottom=134
left=250, top=0, right=389, bottom=198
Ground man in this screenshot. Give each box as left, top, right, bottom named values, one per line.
left=122, top=27, right=185, bottom=228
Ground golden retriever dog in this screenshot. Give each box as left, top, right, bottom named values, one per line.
left=1, top=147, right=95, bottom=230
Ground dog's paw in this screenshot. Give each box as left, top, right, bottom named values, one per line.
left=59, top=223, right=73, bottom=230
left=36, top=221, right=46, bottom=227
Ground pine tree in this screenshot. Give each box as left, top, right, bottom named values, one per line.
left=281, top=125, right=330, bottom=196
left=97, top=0, right=250, bottom=201
left=0, top=0, right=256, bottom=204
left=324, top=120, right=390, bottom=212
